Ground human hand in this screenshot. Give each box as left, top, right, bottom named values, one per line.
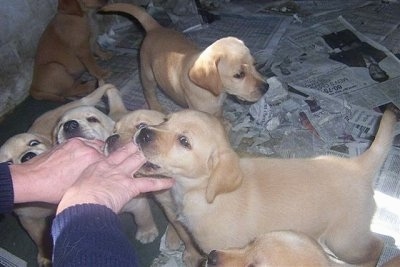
left=10, top=138, right=105, bottom=204
left=56, top=142, right=174, bottom=214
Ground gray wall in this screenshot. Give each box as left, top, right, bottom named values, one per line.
left=0, top=0, right=57, bottom=118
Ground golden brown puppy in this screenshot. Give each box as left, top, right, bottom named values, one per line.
left=206, top=231, right=339, bottom=267
left=104, top=109, right=200, bottom=261
left=134, top=109, right=397, bottom=266
left=29, top=0, right=110, bottom=102
left=29, top=83, right=116, bottom=144
left=0, top=133, right=54, bottom=267
left=101, top=3, right=268, bottom=117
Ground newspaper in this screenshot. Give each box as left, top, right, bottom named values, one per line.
left=267, top=16, right=400, bottom=110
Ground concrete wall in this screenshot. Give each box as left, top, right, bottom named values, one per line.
left=0, top=0, right=57, bottom=118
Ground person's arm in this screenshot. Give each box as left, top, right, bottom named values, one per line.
left=52, top=204, right=140, bottom=267
left=0, top=162, right=13, bottom=213
left=51, top=142, right=174, bottom=266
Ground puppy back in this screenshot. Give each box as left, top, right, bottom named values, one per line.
left=101, top=3, right=160, bottom=32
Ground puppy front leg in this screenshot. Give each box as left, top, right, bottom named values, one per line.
left=122, top=197, right=159, bottom=244
left=154, top=191, right=204, bottom=266
left=76, top=47, right=110, bottom=79
left=18, top=216, right=52, bottom=267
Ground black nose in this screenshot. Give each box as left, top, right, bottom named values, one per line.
left=136, top=127, right=154, bottom=145
left=105, top=134, right=120, bottom=153
left=63, top=120, right=79, bottom=133
left=106, top=134, right=120, bottom=147
left=261, top=82, right=269, bottom=95
left=21, top=152, right=37, bottom=163
left=207, top=250, right=218, bottom=266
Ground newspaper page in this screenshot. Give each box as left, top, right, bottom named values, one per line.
left=268, top=16, right=400, bottom=110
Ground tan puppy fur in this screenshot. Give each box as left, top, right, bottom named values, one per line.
left=206, top=231, right=340, bottom=267
left=29, top=0, right=110, bottom=102
left=29, top=83, right=117, bottom=144
left=135, top=109, right=397, bottom=266
left=0, top=133, right=54, bottom=267
left=101, top=3, right=267, bottom=117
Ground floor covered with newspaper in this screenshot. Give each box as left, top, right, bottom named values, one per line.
left=1, top=0, right=399, bottom=266
left=96, top=1, right=400, bottom=266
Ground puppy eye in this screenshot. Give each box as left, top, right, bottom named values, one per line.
left=87, top=116, right=99, bottom=123
left=136, top=122, right=148, bottom=129
left=178, top=135, right=191, bottom=149
left=6, top=160, right=13, bottom=165
left=233, top=71, right=245, bottom=79
left=29, top=140, right=40, bottom=146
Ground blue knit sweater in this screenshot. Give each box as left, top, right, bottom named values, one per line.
left=0, top=162, right=139, bottom=267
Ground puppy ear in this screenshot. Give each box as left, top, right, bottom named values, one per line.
left=206, top=148, right=242, bottom=203
left=189, top=53, right=223, bottom=96
left=58, top=0, right=84, bottom=16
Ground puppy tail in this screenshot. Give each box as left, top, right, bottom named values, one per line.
left=101, top=3, right=160, bottom=32
left=358, top=108, right=397, bottom=174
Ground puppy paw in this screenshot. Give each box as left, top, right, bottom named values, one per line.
left=37, top=255, right=52, bottom=267
left=135, top=226, right=159, bottom=244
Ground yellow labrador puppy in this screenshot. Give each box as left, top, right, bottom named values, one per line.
left=29, top=83, right=117, bottom=144
left=104, top=109, right=198, bottom=259
left=0, top=133, right=54, bottom=267
left=206, top=230, right=339, bottom=267
left=134, top=109, right=397, bottom=266
left=101, top=3, right=268, bottom=117
left=207, top=231, right=400, bottom=267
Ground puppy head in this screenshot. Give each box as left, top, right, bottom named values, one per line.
left=104, top=109, right=165, bottom=155
left=54, top=106, right=115, bottom=144
left=206, top=231, right=332, bottom=267
left=189, top=37, right=268, bottom=102
left=0, top=133, right=52, bottom=164
left=135, top=109, right=243, bottom=203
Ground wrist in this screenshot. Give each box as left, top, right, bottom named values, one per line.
left=57, top=188, right=110, bottom=215
left=9, top=164, right=39, bottom=203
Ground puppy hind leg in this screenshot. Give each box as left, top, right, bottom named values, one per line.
left=122, top=197, right=159, bottom=244
left=324, top=225, right=383, bottom=266
left=140, top=66, right=165, bottom=112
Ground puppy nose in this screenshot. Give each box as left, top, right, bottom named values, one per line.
left=260, top=82, right=269, bottom=95
left=63, top=120, right=79, bottom=133
left=106, top=134, right=120, bottom=147
left=136, top=127, right=154, bottom=145
left=105, top=134, right=120, bottom=154
left=207, top=250, right=218, bottom=266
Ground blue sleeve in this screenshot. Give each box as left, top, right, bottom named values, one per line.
left=0, top=162, right=14, bottom=214
left=51, top=204, right=140, bottom=267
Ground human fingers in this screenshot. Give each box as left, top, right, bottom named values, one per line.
left=129, top=177, right=175, bottom=194
left=106, top=142, right=142, bottom=166
left=110, top=149, right=147, bottom=178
